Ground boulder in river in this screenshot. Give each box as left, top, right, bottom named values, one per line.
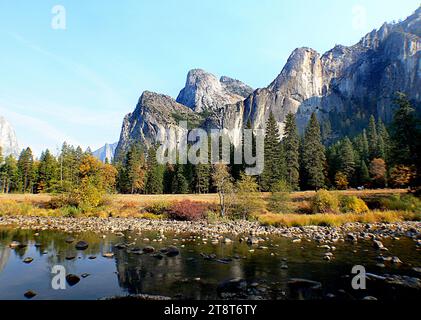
left=9, top=241, right=22, bottom=249
left=66, top=274, right=81, bottom=286
left=24, top=290, right=37, bottom=299
left=373, top=240, right=386, bottom=250
left=165, top=246, right=180, bottom=257
left=23, top=257, right=34, bottom=264
left=75, top=241, right=89, bottom=250
left=143, top=246, right=155, bottom=253
left=65, top=237, right=75, bottom=244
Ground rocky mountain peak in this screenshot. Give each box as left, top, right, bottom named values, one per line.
left=220, top=76, right=254, bottom=98
left=0, top=116, right=19, bottom=157
left=268, top=47, right=321, bottom=92
left=176, top=69, right=248, bottom=112
left=93, top=142, right=118, bottom=163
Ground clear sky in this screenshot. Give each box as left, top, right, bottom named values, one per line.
left=0, top=0, right=419, bottom=157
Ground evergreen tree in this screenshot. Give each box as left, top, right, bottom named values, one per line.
left=390, top=93, right=418, bottom=166
left=194, top=163, right=211, bottom=194
left=339, top=137, right=356, bottom=180
left=367, top=115, right=378, bottom=159
left=36, top=149, right=59, bottom=193
left=125, top=143, right=147, bottom=194
left=301, top=113, right=326, bottom=190
left=359, top=160, right=371, bottom=186
left=171, top=164, right=189, bottom=194
left=145, top=146, right=164, bottom=194
left=0, top=155, right=18, bottom=193
left=377, top=118, right=390, bottom=162
left=17, top=147, right=35, bottom=193
left=163, top=164, right=175, bottom=194
left=260, top=112, right=284, bottom=191
left=283, top=113, right=300, bottom=190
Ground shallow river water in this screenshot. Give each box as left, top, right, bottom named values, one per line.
left=0, top=227, right=420, bottom=300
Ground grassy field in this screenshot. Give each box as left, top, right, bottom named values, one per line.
left=0, top=189, right=408, bottom=205
left=0, top=189, right=418, bottom=227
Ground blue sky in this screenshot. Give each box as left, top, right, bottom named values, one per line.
left=0, top=0, right=419, bottom=156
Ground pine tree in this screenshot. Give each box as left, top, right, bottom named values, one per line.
left=145, top=146, right=164, bottom=194
left=1, top=155, right=18, bottom=193
left=171, top=164, right=189, bottom=194
left=163, top=163, right=175, bottom=194
left=301, top=113, right=326, bottom=190
left=390, top=93, right=418, bottom=166
left=37, top=149, right=59, bottom=193
left=260, top=112, right=283, bottom=191
left=194, top=163, right=211, bottom=193
left=359, top=160, right=370, bottom=186
left=17, top=147, right=35, bottom=193
left=339, top=137, right=356, bottom=180
left=125, top=143, right=147, bottom=194
left=283, top=113, right=300, bottom=190
left=367, top=115, right=378, bottom=159
left=377, top=118, right=390, bottom=161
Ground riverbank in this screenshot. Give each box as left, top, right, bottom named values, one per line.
left=1, top=216, right=420, bottom=246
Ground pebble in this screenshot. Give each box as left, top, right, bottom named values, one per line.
left=23, top=257, right=34, bottom=264
left=392, top=256, right=403, bottom=264
left=24, top=290, right=37, bottom=299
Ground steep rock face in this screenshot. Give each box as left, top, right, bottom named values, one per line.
left=0, top=116, right=19, bottom=157
left=117, top=7, right=421, bottom=154
left=176, top=69, right=250, bottom=112
left=115, top=91, right=201, bottom=158
left=220, top=76, right=254, bottom=98
left=233, top=8, right=421, bottom=135
left=93, top=142, right=118, bottom=163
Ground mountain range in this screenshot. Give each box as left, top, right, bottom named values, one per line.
left=114, top=7, right=420, bottom=159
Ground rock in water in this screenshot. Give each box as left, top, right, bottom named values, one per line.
left=373, top=240, right=386, bottom=250
left=165, top=246, right=180, bottom=257
left=143, top=246, right=155, bottom=254
left=75, top=241, right=89, bottom=250
left=66, top=274, right=81, bottom=286
left=24, top=291, right=37, bottom=299
left=65, top=237, right=75, bottom=244
left=23, top=257, right=34, bottom=264
left=9, top=241, right=21, bottom=249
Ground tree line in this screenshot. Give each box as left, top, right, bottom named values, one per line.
left=1, top=93, right=420, bottom=196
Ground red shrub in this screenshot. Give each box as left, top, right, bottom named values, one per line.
left=168, top=200, right=207, bottom=221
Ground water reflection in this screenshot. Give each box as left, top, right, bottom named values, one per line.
left=0, top=227, right=420, bottom=300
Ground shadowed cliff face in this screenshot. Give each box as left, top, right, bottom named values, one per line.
left=116, top=7, right=421, bottom=155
